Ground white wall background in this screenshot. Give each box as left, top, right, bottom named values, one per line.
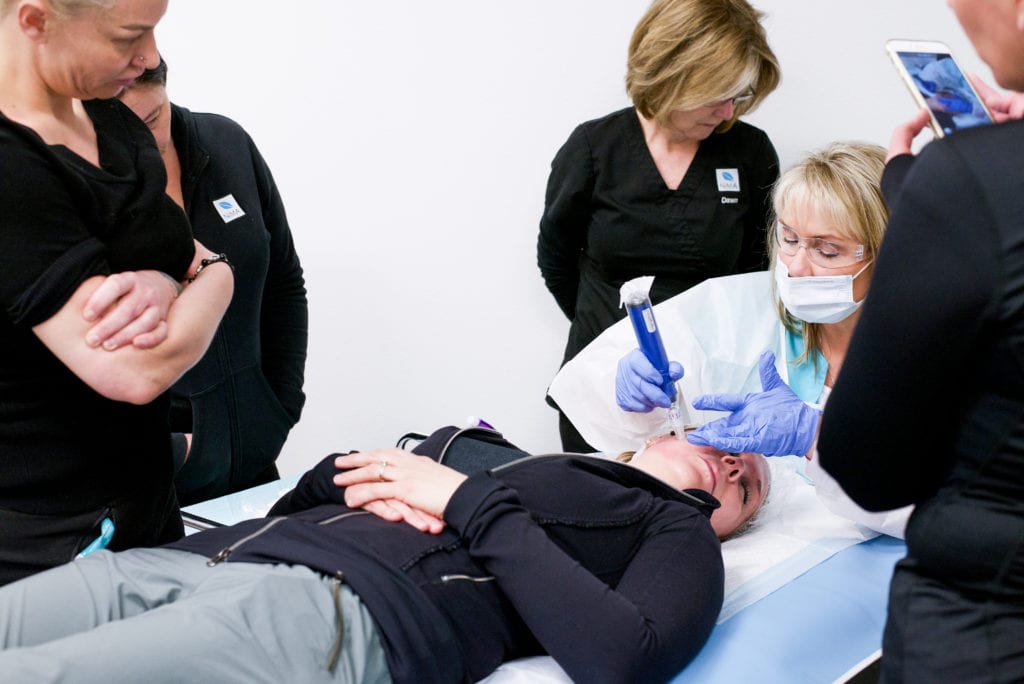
left=155, top=1, right=988, bottom=476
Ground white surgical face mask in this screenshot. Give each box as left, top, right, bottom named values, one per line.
left=774, top=259, right=873, bottom=324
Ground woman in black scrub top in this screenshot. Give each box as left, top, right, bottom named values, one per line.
left=538, top=0, right=781, bottom=452
left=0, top=0, right=233, bottom=584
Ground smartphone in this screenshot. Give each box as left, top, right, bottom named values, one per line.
left=885, top=39, right=994, bottom=137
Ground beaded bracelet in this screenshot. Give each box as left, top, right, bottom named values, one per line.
left=186, top=253, right=234, bottom=284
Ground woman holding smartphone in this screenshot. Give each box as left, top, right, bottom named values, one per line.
left=819, top=1, right=1024, bottom=680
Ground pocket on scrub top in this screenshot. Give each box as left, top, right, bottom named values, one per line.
left=180, top=365, right=294, bottom=496
left=230, top=365, right=293, bottom=485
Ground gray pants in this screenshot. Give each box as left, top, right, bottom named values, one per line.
left=0, top=548, right=392, bottom=684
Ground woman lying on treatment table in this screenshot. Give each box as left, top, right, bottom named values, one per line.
left=0, top=426, right=768, bottom=684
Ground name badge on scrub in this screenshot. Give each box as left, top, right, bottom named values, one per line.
left=213, top=194, right=246, bottom=224
left=716, top=168, right=740, bottom=193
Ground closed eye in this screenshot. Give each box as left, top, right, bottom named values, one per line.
left=139, top=106, right=162, bottom=129
left=814, top=240, right=843, bottom=258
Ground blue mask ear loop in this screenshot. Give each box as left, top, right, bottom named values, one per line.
left=76, top=518, right=115, bottom=560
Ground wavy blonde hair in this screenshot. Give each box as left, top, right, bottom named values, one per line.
left=626, top=0, right=780, bottom=130
left=616, top=432, right=768, bottom=541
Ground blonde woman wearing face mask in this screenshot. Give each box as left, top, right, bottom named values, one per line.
left=614, top=141, right=910, bottom=537
left=0, top=0, right=233, bottom=584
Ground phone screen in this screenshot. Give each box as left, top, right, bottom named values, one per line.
left=893, top=50, right=993, bottom=135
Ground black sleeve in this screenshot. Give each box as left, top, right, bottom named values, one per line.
left=880, top=153, right=915, bottom=206
left=251, top=139, right=308, bottom=426
left=266, top=453, right=351, bottom=515
left=736, top=131, right=779, bottom=272
left=444, top=474, right=723, bottom=682
left=0, top=132, right=108, bottom=325
left=537, top=125, right=596, bottom=320
left=818, top=141, right=999, bottom=510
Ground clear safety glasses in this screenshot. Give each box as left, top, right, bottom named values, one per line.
left=775, top=222, right=866, bottom=269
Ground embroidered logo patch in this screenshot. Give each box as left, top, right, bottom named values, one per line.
left=213, top=194, right=246, bottom=224
left=715, top=168, right=740, bottom=193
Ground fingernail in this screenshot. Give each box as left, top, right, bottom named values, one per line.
left=85, top=333, right=99, bottom=347
left=83, top=309, right=95, bottom=321
left=102, top=340, right=118, bottom=351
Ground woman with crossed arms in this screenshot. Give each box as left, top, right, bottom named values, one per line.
left=0, top=0, right=232, bottom=583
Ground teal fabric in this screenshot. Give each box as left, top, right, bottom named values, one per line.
left=784, top=328, right=827, bottom=404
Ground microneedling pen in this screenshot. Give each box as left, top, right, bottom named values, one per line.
left=620, top=276, right=691, bottom=439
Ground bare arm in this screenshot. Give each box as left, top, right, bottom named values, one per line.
left=33, top=247, right=233, bottom=405
left=81, top=269, right=182, bottom=351
left=80, top=240, right=215, bottom=351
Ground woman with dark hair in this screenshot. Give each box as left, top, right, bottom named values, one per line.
left=119, top=59, right=308, bottom=505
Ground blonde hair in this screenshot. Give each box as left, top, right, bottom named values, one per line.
left=617, top=438, right=767, bottom=540
left=626, top=0, right=780, bottom=130
left=1, top=0, right=113, bottom=19
left=769, top=141, right=889, bottom=365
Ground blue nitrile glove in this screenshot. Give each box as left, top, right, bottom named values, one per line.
left=937, top=93, right=972, bottom=113
left=686, top=350, right=821, bottom=456
left=615, top=348, right=685, bottom=413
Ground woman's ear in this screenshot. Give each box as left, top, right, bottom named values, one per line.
left=17, top=1, right=49, bottom=41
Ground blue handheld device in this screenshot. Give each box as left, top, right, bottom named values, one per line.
left=625, top=302, right=676, bottom=399
left=620, top=276, right=691, bottom=437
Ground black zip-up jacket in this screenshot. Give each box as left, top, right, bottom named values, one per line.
left=170, top=427, right=724, bottom=683
left=167, top=105, right=308, bottom=504
left=820, top=120, right=1024, bottom=599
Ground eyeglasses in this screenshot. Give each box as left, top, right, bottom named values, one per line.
left=703, top=89, right=756, bottom=110
left=775, top=222, right=866, bottom=269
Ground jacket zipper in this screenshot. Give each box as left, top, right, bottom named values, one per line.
left=207, top=517, right=287, bottom=566
left=317, top=510, right=371, bottom=525
left=206, top=510, right=372, bottom=566
left=440, top=573, right=495, bottom=583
